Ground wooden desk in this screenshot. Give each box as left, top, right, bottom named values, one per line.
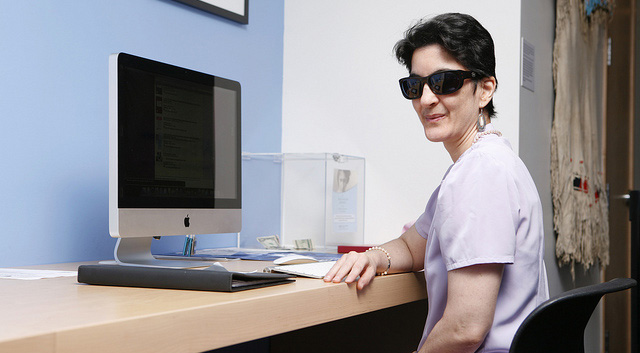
left=0, top=261, right=426, bottom=353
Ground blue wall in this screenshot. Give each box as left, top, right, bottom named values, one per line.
left=0, top=0, right=284, bottom=267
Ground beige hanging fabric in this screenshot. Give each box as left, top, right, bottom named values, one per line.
left=551, top=0, right=611, bottom=277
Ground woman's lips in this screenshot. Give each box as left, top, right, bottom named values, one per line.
left=424, top=114, right=445, bottom=123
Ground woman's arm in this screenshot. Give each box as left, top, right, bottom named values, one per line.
left=419, top=263, right=504, bottom=353
left=323, top=224, right=426, bottom=290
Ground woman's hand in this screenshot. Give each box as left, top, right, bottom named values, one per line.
left=323, top=227, right=426, bottom=290
left=323, top=251, right=380, bottom=290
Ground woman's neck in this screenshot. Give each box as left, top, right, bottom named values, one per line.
left=444, top=130, right=475, bottom=162
left=444, top=117, right=492, bottom=162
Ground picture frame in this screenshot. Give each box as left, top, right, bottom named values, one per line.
left=174, top=0, right=248, bottom=24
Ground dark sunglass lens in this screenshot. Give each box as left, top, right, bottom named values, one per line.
left=401, top=78, right=422, bottom=99
left=427, top=73, right=445, bottom=94
left=440, top=72, right=464, bottom=94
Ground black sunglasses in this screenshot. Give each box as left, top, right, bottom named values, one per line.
left=399, top=70, right=478, bottom=99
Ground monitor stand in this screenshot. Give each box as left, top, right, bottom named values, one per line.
left=113, top=237, right=211, bottom=268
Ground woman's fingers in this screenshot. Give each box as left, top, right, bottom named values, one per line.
left=323, top=252, right=351, bottom=282
left=356, top=265, right=377, bottom=290
left=323, top=251, right=376, bottom=290
left=344, top=254, right=369, bottom=283
left=330, top=252, right=360, bottom=283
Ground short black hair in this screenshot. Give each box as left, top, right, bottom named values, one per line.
left=394, top=13, right=498, bottom=117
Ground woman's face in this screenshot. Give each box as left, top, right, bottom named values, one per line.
left=410, top=44, right=490, bottom=150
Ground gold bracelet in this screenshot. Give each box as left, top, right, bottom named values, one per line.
left=365, top=246, right=391, bottom=276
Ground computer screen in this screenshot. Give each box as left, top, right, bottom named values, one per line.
left=108, top=53, right=241, bottom=267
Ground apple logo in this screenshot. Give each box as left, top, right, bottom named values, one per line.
left=184, top=214, right=190, bottom=227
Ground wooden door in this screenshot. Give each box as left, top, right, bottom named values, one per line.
left=604, top=0, right=636, bottom=352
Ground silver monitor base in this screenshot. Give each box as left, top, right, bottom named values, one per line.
left=113, top=237, right=211, bottom=268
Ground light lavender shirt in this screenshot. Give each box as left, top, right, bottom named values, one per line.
left=414, top=130, right=549, bottom=352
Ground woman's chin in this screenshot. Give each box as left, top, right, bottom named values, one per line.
left=424, top=129, right=446, bottom=143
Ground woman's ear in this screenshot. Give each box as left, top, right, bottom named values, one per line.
left=478, top=76, right=497, bottom=108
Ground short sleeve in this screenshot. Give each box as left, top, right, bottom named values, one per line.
left=436, top=151, right=518, bottom=271
left=415, top=184, right=441, bottom=239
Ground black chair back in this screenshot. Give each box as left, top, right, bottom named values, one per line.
left=509, top=278, right=636, bottom=353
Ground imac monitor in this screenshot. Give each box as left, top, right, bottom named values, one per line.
left=109, top=53, right=241, bottom=267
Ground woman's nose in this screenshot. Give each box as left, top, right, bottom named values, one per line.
left=419, top=84, right=438, bottom=106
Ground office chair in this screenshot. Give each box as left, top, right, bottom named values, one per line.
left=509, top=277, right=636, bottom=353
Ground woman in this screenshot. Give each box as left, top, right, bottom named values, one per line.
left=324, top=13, right=549, bottom=353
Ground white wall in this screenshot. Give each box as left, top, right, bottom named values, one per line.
left=282, top=1, right=521, bottom=244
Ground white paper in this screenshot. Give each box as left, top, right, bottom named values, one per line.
left=0, top=268, right=77, bottom=280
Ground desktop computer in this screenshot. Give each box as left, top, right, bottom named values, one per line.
left=79, top=53, right=296, bottom=291
left=108, top=52, right=242, bottom=268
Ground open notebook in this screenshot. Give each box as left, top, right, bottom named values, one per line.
left=271, top=261, right=337, bottom=279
